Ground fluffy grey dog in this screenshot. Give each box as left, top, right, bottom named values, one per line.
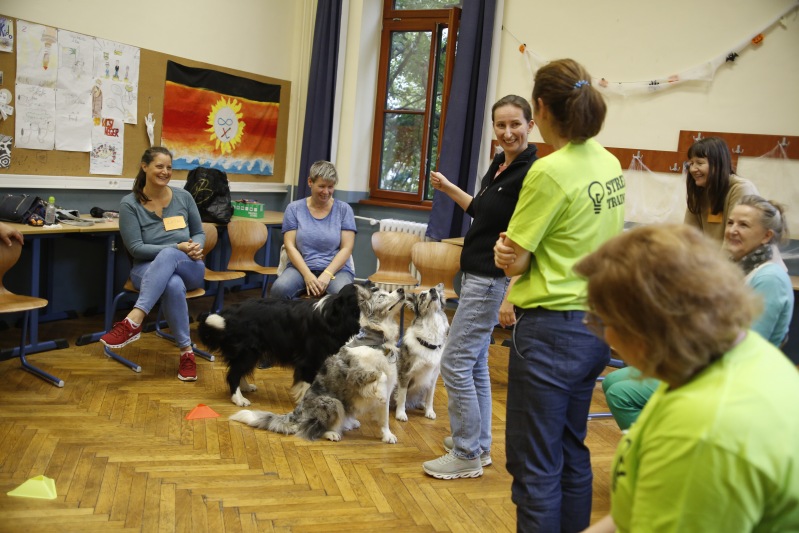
left=230, top=284, right=405, bottom=444
left=395, top=283, right=449, bottom=421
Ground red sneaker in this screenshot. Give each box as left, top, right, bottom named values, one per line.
left=178, top=351, right=197, bottom=381
left=100, top=319, right=142, bottom=349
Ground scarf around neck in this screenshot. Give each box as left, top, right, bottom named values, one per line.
left=737, top=243, right=772, bottom=275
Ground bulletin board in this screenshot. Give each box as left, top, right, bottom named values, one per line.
left=0, top=15, right=290, bottom=184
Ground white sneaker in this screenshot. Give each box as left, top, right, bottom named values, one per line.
left=443, top=436, right=492, bottom=467
left=423, top=451, right=483, bottom=479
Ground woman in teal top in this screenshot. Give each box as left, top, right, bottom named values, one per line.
left=577, top=224, right=799, bottom=533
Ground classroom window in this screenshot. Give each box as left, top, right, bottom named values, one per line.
left=366, top=0, right=460, bottom=208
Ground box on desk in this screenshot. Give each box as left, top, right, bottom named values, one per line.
left=231, top=200, right=264, bottom=219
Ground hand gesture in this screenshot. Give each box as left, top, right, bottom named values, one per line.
left=430, top=171, right=451, bottom=192
left=494, top=232, right=516, bottom=270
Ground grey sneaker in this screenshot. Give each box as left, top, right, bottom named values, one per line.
left=423, top=452, right=483, bottom=479
left=443, top=436, right=492, bottom=467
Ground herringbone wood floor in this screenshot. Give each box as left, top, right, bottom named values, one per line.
left=0, top=290, right=622, bottom=532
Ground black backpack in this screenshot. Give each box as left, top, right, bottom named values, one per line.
left=184, top=167, right=233, bottom=224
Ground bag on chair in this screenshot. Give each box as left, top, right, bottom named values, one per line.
left=184, top=167, right=233, bottom=224
left=0, top=193, right=45, bottom=224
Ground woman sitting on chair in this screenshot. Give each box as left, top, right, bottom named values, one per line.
left=601, top=195, right=794, bottom=430
left=270, top=160, right=356, bottom=299
left=100, top=147, right=206, bottom=382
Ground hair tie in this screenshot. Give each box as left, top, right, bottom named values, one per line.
left=573, top=80, right=590, bottom=89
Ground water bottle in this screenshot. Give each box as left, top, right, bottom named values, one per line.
left=44, top=196, right=56, bottom=225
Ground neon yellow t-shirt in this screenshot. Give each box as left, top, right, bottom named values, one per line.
left=611, top=332, right=799, bottom=532
left=506, top=139, right=625, bottom=310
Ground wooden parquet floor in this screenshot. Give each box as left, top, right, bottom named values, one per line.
left=0, top=291, right=622, bottom=532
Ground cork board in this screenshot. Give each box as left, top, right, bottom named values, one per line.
left=0, top=15, right=289, bottom=183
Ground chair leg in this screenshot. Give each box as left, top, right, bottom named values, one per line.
left=153, top=307, right=215, bottom=362
left=587, top=412, right=614, bottom=421
left=18, top=312, right=65, bottom=387
left=102, top=345, right=142, bottom=373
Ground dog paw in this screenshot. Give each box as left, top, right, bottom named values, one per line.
left=343, top=418, right=361, bottom=431
left=243, top=383, right=257, bottom=392
left=395, top=410, right=408, bottom=422
left=231, top=391, right=251, bottom=407
left=381, top=430, right=398, bottom=444
left=424, top=409, right=436, bottom=420
left=324, top=431, right=342, bottom=442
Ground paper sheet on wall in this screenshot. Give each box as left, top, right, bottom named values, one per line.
left=15, top=83, right=55, bottom=150
left=16, top=20, right=58, bottom=88
left=93, top=38, right=139, bottom=124
left=737, top=150, right=799, bottom=222
left=0, top=17, right=14, bottom=53
left=55, top=30, right=94, bottom=151
left=90, top=115, right=124, bottom=175
left=0, top=135, right=12, bottom=168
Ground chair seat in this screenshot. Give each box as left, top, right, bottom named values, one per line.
left=204, top=269, right=246, bottom=283
left=0, top=293, right=48, bottom=313
left=368, top=272, right=420, bottom=286
left=229, top=262, right=278, bottom=276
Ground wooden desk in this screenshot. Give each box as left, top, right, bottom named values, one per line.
left=442, top=236, right=465, bottom=246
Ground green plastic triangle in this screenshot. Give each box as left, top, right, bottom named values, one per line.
left=7, top=475, right=57, bottom=499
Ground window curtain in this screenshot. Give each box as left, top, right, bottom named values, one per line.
left=295, top=0, right=344, bottom=200
left=426, top=0, right=497, bottom=240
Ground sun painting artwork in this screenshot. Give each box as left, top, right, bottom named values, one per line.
left=206, top=97, right=245, bottom=154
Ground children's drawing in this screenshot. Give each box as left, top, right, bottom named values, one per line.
left=93, top=38, right=140, bottom=124
left=15, top=84, right=56, bottom=150
left=16, top=21, right=59, bottom=88
left=0, top=88, right=13, bottom=120
left=0, top=17, right=14, bottom=53
left=55, top=30, right=94, bottom=151
left=90, top=115, right=124, bottom=175
left=0, top=135, right=12, bottom=168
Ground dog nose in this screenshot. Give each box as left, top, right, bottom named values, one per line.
left=431, top=288, right=437, bottom=296
left=396, top=287, right=404, bottom=294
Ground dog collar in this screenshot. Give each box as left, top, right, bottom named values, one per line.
left=350, top=328, right=398, bottom=363
left=416, top=337, right=441, bottom=350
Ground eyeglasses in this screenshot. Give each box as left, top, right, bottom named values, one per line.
left=582, top=311, right=607, bottom=337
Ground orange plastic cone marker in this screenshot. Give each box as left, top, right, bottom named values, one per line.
left=186, top=404, right=220, bottom=420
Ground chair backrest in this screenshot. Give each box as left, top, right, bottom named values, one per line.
left=0, top=240, right=23, bottom=296
left=227, top=219, right=268, bottom=271
left=411, top=241, right=461, bottom=299
left=201, top=222, right=218, bottom=261
left=369, top=231, right=422, bottom=283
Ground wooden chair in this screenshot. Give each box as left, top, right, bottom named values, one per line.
left=227, top=219, right=278, bottom=298
left=410, top=241, right=461, bottom=300
left=368, top=231, right=421, bottom=289
left=201, top=222, right=244, bottom=313
left=0, top=240, right=64, bottom=387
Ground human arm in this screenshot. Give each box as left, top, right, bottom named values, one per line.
left=498, top=275, right=520, bottom=327
left=314, top=230, right=355, bottom=292
left=494, top=232, right=531, bottom=277
left=180, top=192, right=205, bottom=261
left=0, top=222, right=23, bottom=246
left=749, top=268, right=792, bottom=343
left=581, top=515, right=615, bottom=533
left=282, top=229, right=320, bottom=293
left=430, top=171, right=474, bottom=212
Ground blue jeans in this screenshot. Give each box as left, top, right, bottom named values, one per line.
left=269, top=264, right=355, bottom=299
left=440, top=273, right=509, bottom=460
left=508, top=308, right=610, bottom=533
left=130, top=247, right=205, bottom=349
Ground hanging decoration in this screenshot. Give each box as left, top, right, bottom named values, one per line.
left=505, top=0, right=798, bottom=97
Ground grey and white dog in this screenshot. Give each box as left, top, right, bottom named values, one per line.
left=395, top=283, right=449, bottom=421
left=230, top=284, right=405, bottom=444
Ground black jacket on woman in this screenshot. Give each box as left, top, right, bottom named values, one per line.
left=461, top=144, right=538, bottom=277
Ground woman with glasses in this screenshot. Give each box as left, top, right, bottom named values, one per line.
left=577, top=224, right=799, bottom=532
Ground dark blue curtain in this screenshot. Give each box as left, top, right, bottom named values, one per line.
left=426, top=0, right=496, bottom=240
left=295, top=0, right=344, bottom=200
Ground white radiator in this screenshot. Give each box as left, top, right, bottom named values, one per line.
left=375, top=218, right=428, bottom=290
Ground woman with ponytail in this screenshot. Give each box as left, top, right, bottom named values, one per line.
left=493, top=59, right=626, bottom=532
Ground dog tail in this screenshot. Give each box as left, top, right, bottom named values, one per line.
left=296, top=396, right=345, bottom=441
left=197, top=313, right=226, bottom=351
left=229, top=409, right=299, bottom=435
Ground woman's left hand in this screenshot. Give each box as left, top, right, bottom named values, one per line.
left=181, top=239, right=203, bottom=261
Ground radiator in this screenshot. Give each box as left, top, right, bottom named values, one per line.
left=375, top=218, right=428, bottom=290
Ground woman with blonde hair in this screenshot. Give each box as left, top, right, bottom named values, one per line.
left=577, top=224, right=799, bottom=533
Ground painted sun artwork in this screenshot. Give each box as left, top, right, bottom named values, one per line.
left=161, top=61, right=280, bottom=175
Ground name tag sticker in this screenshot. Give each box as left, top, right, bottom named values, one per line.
left=163, top=216, right=186, bottom=231
left=707, top=212, right=723, bottom=224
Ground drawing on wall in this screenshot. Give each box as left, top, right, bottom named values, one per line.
left=14, top=83, right=55, bottom=150
left=0, top=17, right=14, bottom=53
left=93, top=38, right=139, bottom=124
left=55, top=30, right=94, bottom=151
left=0, top=135, right=12, bottom=168
left=90, top=115, right=124, bottom=175
left=161, top=61, right=280, bottom=175
left=0, top=88, right=13, bottom=120
left=16, top=20, right=58, bottom=88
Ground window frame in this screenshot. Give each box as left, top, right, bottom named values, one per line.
left=364, top=1, right=460, bottom=209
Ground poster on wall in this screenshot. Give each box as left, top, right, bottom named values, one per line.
left=16, top=20, right=58, bottom=88
left=161, top=61, right=280, bottom=175
left=90, top=114, right=124, bottom=175
left=0, top=17, right=14, bottom=53
left=55, top=29, right=94, bottom=151
left=92, top=38, right=140, bottom=124
left=14, top=83, right=55, bottom=150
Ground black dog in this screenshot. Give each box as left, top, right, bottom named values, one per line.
left=198, top=282, right=364, bottom=406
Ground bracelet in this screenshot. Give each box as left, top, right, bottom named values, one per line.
left=323, top=269, right=336, bottom=280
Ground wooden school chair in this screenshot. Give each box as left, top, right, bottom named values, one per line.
left=226, top=219, right=278, bottom=298
left=201, top=222, right=244, bottom=314
left=410, top=241, right=461, bottom=300
left=368, top=231, right=422, bottom=290
left=0, top=240, right=64, bottom=387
